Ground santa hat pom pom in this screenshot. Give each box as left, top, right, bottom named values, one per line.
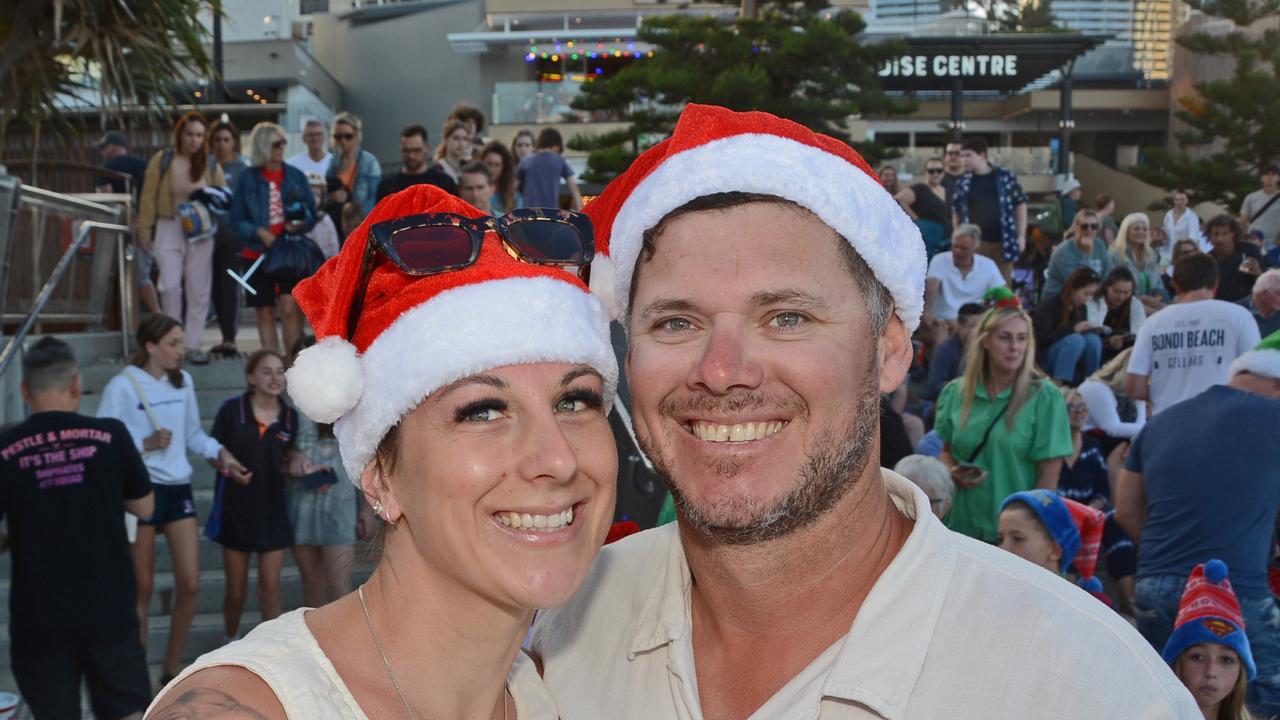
left=588, top=254, right=621, bottom=321
left=1205, top=559, right=1229, bottom=585
left=286, top=336, right=364, bottom=424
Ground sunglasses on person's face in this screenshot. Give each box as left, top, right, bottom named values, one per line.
left=333, top=133, right=355, bottom=141
left=346, top=209, right=595, bottom=338
left=271, top=140, right=287, bottom=149
left=927, top=167, right=945, bottom=174
left=1080, top=223, right=1099, bottom=230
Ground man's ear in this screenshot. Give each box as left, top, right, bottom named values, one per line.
left=878, top=314, right=913, bottom=394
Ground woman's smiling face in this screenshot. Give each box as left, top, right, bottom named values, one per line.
left=376, top=361, right=617, bottom=610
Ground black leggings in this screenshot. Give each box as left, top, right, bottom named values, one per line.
left=211, top=232, right=243, bottom=345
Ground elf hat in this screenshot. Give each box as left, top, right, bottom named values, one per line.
left=1162, top=560, right=1256, bottom=681
left=287, top=184, right=618, bottom=483
left=1001, top=490, right=1106, bottom=593
left=1230, top=329, right=1280, bottom=381
left=582, top=103, right=926, bottom=332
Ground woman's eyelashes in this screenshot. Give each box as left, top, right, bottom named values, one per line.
left=453, top=388, right=603, bottom=423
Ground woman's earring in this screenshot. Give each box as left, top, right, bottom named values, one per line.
left=372, top=499, right=385, bottom=519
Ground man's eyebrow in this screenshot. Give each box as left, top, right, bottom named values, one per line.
left=749, top=289, right=829, bottom=309
left=434, top=374, right=507, bottom=399
left=639, top=297, right=699, bottom=320
left=560, top=366, right=603, bottom=387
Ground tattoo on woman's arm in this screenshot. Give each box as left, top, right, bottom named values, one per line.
left=149, top=687, right=269, bottom=720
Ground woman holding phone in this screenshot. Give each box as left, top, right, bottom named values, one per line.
left=935, top=294, right=1074, bottom=542
left=149, top=185, right=617, bottom=718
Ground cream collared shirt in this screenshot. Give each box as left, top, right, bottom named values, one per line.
left=531, top=470, right=1199, bottom=720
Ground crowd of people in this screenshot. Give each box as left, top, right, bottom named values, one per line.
left=3, top=104, right=1279, bottom=718
left=92, top=103, right=582, bottom=363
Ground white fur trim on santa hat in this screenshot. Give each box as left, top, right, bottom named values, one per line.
left=288, top=336, right=365, bottom=424
left=609, top=133, right=926, bottom=332
left=588, top=254, right=621, bottom=321
left=332, top=276, right=618, bottom=483
left=1230, top=349, right=1280, bottom=381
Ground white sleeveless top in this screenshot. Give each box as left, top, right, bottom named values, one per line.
left=146, top=609, right=560, bottom=719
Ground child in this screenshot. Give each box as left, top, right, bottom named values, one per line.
left=206, top=349, right=298, bottom=642
left=997, top=489, right=1110, bottom=603
left=1163, top=560, right=1257, bottom=720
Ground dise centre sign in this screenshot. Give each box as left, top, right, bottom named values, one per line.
left=879, top=54, right=1020, bottom=79
left=869, top=36, right=1109, bottom=93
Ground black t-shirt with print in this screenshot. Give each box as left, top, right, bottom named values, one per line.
left=0, top=411, right=151, bottom=642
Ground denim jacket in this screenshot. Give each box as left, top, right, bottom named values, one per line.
left=950, top=165, right=1028, bottom=262
left=325, top=149, right=382, bottom=218
left=231, top=164, right=318, bottom=254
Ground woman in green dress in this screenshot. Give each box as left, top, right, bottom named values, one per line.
left=935, top=295, right=1073, bottom=542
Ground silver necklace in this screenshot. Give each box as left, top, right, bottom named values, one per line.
left=357, top=584, right=511, bottom=720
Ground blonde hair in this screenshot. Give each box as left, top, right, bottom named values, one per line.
left=1112, top=213, right=1153, bottom=267
left=333, top=111, right=362, bottom=135
left=248, top=122, right=286, bottom=168
left=1070, top=208, right=1100, bottom=240
left=957, top=306, right=1043, bottom=429
left=1086, top=347, right=1134, bottom=395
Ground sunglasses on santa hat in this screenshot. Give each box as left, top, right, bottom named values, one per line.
left=346, top=208, right=595, bottom=337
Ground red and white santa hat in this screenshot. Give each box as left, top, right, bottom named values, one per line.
left=583, top=103, right=926, bottom=332
left=287, top=184, right=617, bottom=482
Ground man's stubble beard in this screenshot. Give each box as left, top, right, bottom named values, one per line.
left=637, top=361, right=882, bottom=546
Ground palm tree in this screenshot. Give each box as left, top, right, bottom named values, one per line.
left=0, top=0, right=217, bottom=155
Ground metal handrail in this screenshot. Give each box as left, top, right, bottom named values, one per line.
left=0, top=220, right=131, bottom=381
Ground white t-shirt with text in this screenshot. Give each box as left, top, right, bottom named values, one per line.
left=1127, top=299, right=1260, bottom=413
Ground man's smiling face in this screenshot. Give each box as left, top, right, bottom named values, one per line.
left=625, top=199, right=900, bottom=544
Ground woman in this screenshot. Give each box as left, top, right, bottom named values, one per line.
left=1043, top=209, right=1114, bottom=299
left=231, top=122, right=318, bottom=355
left=149, top=185, right=618, bottom=717
left=209, top=116, right=250, bottom=358
left=1111, top=212, right=1166, bottom=310
left=206, top=350, right=297, bottom=643
left=511, top=129, right=536, bottom=165
left=434, top=119, right=473, bottom=186
left=97, top=314, right=248, bottom=685
left=1086, top=267, right=1146, bottom=362
left=137, top=111, right=226, bottom=365
left=287, top=336, right=359, bottom=608
left=482, top=140, right=523, bottom=213
left=895, top=157, right=950, bottom=258
left=935, top=299, right=1073, bottom=542
left=325, top=112, right=381, bottom=227
left=1034, top=267, right=1104, bottom=384
left=878, top=164, right=900, bottom=196
left=1162, top=188, right=1206, bottom=262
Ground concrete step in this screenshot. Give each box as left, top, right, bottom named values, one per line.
left=78, top=356, right=258, bottom=396
left=0, top=565, right=375, bottom=670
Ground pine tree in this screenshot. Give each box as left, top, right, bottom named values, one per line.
left=569, top=0, right=913, bottom=183
left=1129, top=0, right=1280, bottom=208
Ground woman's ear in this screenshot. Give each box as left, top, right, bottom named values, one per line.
left=360, top=462, right=405, bottom=525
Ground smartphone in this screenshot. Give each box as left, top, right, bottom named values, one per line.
left=301, top=469, right=337, bottom=490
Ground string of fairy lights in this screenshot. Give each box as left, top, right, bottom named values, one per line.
left=524, top=40, right=656, bottom=64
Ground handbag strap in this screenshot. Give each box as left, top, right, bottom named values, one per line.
left=124, top=370, right=162, bottom=432
left=965, top=403, right=1009, bottom=464
left=1249, top=192, right=1280, bottom=224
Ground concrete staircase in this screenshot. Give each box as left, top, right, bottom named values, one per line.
left=0, top=334, right=374, bottom=707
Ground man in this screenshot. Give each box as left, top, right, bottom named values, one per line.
left=1126, top=253, right=1260, bottom=413
left=93, top=131, right=147, bottom=198
left=516, top=127, right=582, bottom=210
left=923, top=224, right=1004, bottom=326
left=1239, top=268, right=1280, bottom=336
left=531, top=104, right=1197, bottom=718
left=940, top=140, right=964, bottom=203
left=285, top=118, right=331, bottom=177
left=1043, top=177, right=1083, bottom=243
left=923, top=302, right=984, bottom=401
left=1205, top=213, right=1266, bottom=302
left=0, top=337, right=154, bottom=719
left=1115, top=330, right=1280, bottom=717
left=457, top=162, right=495, bottom=213
left=950, top=136, right=1028, bottom=286
left=93, top=131, right=161, bottom=317
left=1240, top=163, right=1280, bottom=250
left=376, top=124, right=458, bottom=201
